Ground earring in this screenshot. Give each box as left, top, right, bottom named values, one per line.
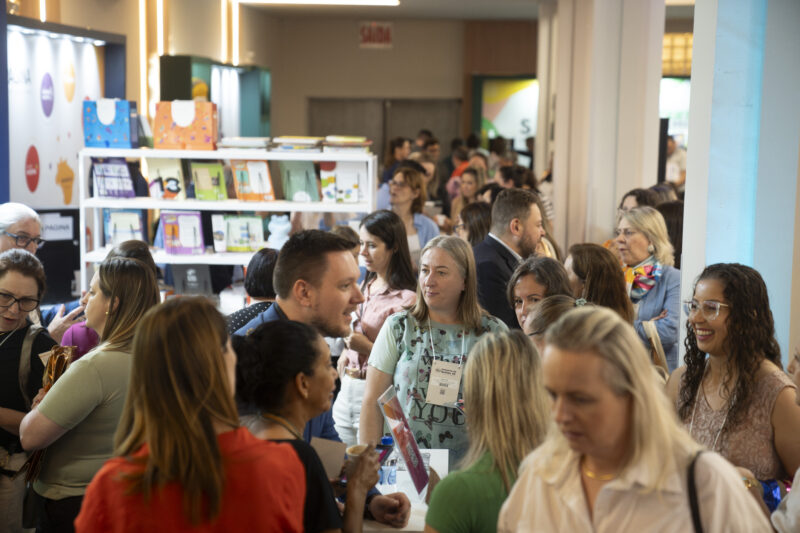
left=105, top=311, right=109, bottom=315
left=647, top=244, right=655, bottom=254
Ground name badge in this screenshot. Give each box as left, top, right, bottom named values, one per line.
left=425, top=359, right=463, bottom=407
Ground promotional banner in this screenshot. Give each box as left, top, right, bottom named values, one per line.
left=7, top=29, right=102, bottom=208
left=481, top=78, right=539, bottom=152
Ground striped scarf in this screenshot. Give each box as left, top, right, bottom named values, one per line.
left=627, top=256, right=662, bottom=304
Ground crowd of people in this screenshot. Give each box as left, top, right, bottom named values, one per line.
left=0, top=128, right=798, bottom=533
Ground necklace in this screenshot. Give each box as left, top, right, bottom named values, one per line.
left=581, top=456, right=618, bottom=481
left=688, top=361, right=733, bottom=452
left=261, top=413, right=303, bottom=441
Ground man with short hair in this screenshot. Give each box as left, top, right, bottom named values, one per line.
left=424, top=138, right=441, bottom=163
left=473, top=189, right=545, bottom=328
left=411, top=128, right=433, bottom=153
left=235, top=230, right=410, bottom=527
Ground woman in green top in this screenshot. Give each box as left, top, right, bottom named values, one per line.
left=425, top=330, right=551, bottom=533
left=20, top=257, right=159, bottom=532
left=361, top=235, right=508, bottom=467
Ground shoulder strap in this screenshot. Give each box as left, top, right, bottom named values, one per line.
left=687, top=451, right=704, bottom=533
left=19, top=324, right=45, bottom=410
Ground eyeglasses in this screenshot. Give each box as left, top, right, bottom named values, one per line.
left=388, top=179, right=409, bottom=189
left=683, top=299, right=730, bottom=321
left=0, top=291, right=40, bottom=312
left=453, top=223, right=465, bottom=232
left=3, top=231, right=45, bottom=249
left=613, top=228, right=639, bottom=239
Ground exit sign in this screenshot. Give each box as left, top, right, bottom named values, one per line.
left=359, top=22, right=393, bottom=49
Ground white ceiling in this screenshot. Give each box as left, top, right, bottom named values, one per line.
left=244, top=0, right=542, bottom=20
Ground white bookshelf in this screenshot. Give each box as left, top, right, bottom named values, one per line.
left=78, top=147, right=377, bottom=290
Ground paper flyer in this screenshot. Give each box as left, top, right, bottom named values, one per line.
left=377, top=385, right=429, bottom=494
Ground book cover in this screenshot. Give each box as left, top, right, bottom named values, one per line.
left=225, top=215, right=264, bottom=252
left=144, top=158, right=185, bottom=200
left=103, top=209, right=145, bottom=247
left=92, top=158, right=135, bottom=198
left=231, top=160, right=275, bottom=201
left=334, top=161, right=364, bottom=203
left=377, top=385, right=429, bottom=495
left=279, top=161, right=320, bottom=202
left=211, top=214, right=227, bottom=253
left=319, top=162, right=337, bottom=203
left=191, top=161, right=228, bottom=201
left=160, top=211, right=204, bottom=254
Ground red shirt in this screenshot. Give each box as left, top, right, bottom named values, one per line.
left=75, top=427, right=305, bottom=533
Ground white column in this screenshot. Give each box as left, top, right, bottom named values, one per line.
left=552, top=0, right=665, bottom=249
left=535, top=1, right=556, bottom=180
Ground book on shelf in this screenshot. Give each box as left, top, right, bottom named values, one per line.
left=322, top=135, right=372, bottom=153
left=103, top=209, right=145, bottom=246
left=92, top=158, right=136, bottom=198
left=190, top=161, right=228, bottom=201
left=144, top=158, right=186, bottom=200
left=272, top=136, right=323, bottom=152
left=319, top=161, right=365, bottom=203
left=231, top=160, right=275, bottom=201
left=219, top=136, right=271, bottom=149
left=279, top=161, right=320, bottom=202
left=160, top=211, right=204, bottom=254
left=211, top=214, right=265, bottom=253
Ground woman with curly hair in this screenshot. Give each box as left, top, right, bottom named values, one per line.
left=666, top=264, right=800, bottom=499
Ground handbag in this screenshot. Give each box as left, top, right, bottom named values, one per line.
left=688, top=451, right=704, bottom=533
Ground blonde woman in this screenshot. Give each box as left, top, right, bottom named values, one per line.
left=450, top=166, right=485, bottom=222
left=20, top=258, right=160, bottom=531
left=425, top=330, right=550, bottom=533
left=614, top=206, right=680, bottom=370
left=498, top=307, right=770, bottom=532
left=360, top=236, right=507, bottom=467
left=75, top=298, right=305, bottom=532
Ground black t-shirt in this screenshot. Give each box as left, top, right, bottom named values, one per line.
left=0, top=325, right=57, bottom=451
left=276, top=439, right=343, bottom=533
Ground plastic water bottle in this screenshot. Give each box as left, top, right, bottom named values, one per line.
left=380, top=436, right=397, bottom=493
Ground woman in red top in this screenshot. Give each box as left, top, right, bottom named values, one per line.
left=75, top=297, right=305, bottom=532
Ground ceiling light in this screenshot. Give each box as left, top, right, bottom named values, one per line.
left=238, top=0, right=399, bottom=6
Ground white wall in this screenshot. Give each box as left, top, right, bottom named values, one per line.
left=269, top=18, right=464, bottom=135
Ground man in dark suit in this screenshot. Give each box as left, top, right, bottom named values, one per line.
left=473, top=189, right=545, bottom=328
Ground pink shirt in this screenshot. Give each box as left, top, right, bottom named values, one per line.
left=342, top=278, right=416, bottom=372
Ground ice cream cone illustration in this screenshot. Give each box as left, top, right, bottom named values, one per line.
left=55, top=159, right=75, bottom=204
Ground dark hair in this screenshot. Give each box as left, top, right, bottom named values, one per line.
left=497, top=166, right=525, bottom=188
left=649, top=183, right=678, bottom=205
left=272, top=230, right=355, bottom=299
left=468, top=150, right=488, bottom=167
left=450, top=138, right=465, bottom=151
left=234, top=320, right=322, bottom=413
left=384, top=136, right=409, bottom=169
left=459, top=202, right=491, bottom=246
left=417, top=129, right=433, bottom=140
left=452, top=147, right=468, bottom=162
left=394, top=167, right=427, bottom=214
left=678, top=264, right=782, bottom=436
left=107, top=240, right=159, bottom=278
left=360, top=210, right=416, bottom=292
left=424, top=138, right=440, bottom=150
left=477, top=183, right=504, bottom=205
left=656, top=201, right=684, bottom=270
left=488, top=137, right=507, bottom=155
left=525, top=294, right=578, bottom=336
left=396, top=159, right=426, bottom=175
left=466, top=133, right=480, bottom=149
left=330, top=225, right=359, bottom=248
left=506, top=256, right=572, bottom=308
left=567, top=243, right=634, bottom=323
left=490, top=188, right=539, bottom=235
left=0, top=249, right=46, bottom=299
left=619, top=188, right=658, bottom=210
left=244, top=248, right=278, bottom=299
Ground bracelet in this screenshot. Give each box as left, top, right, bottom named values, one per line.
left=760, top=479, right=782, bottom=513
left=364, top=493, right=378, bottom=520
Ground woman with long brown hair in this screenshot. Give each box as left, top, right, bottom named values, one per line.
left=21, top=258, right=159, bottom=532
left=75, top=298, right=305, bottom=532
left=564, top=243, right=634, bottom=323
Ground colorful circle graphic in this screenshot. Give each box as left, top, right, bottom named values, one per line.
left=63, top=62, right=76, bottom=102
left=41, top=73, right=54, bottom=117
left=25, top=146, right=40, bottom=192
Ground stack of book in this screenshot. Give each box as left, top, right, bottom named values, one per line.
left=323, top=135, right=372, bottom=153
left=271, top=136, right=323, bottom=152
left=218, top=137, right=271, bottom=149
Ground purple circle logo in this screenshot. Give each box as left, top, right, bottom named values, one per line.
left=41, top=73, right=54, bottom=117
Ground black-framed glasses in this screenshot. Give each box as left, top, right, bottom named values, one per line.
left=683, top=299, right=730, bottom=321
left=0, top=291, right=40, bottom=312
left=3, top=231, right=45, bottom=249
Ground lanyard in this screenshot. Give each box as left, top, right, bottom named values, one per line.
left=427, top=317, right=466, bottom=363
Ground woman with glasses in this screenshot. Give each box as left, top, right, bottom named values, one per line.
left=20, top=257, right=159, bottom=532
left=0, top=202, right=45, bottom=254
left=499, top=306, right=770, bottom=532
left=614, top=206, right=680, bottom=371
left=388, top=167, right=439, bottom=267
left=666, top=263, right=800, bottom=511
left=0, top=250, right=57, bottom=533
left=360, top=236, right=507, bottom=467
